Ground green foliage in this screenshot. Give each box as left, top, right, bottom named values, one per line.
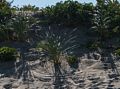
left=92, top=0, right=120, bottom=42
left=12, top=14, right=29, bottom=41
left=92, top=0, right=110, bottom=40
left=0, top=47, right=17, bottom=62
left=10, top=12, right=36, bottom=41
left=0, top=18, right=15, bottom=41
left=40, top=0, right=94, bottom=27
left=37, top=40, right=61, bottom=64
left=108, top=0, right=120, bottom=35
left=0, top=1, right=37, bottom=42
left=66, top=55, right=77, bottom=64
left=0, top=0, right=120, bottom=53
left=0, top=0, right=12, bottom=24
left=20, top=4, right=39, bottom=11
left=37, top=27, right=79, bottom=65
left=115, top=49, right=120, bottom=56
left=0, top=0, right=12, bottom=41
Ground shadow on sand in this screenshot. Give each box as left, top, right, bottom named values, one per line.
left=53, top=63, right=66, bottom=89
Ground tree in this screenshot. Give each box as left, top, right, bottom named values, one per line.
left=0, top=0, right=12, bottom=24
left=107, top=0, right=120, bottom=35
left=11, top=12, right=36, bottom=41
left=92, top=0, right=111, bottom=42
left=82, top=3, right=94, bottom=27
left=0, top=0, right=12, bottom=41
left=40, top=0, right=94, bottom=27
left=20, top=4, right=39, bottom=12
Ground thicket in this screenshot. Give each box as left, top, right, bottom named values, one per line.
left=0, top=0, right=120, bottom=64
left=40, top=0, right=94, bottom=27
left=0, top=0, right=120, bottom=48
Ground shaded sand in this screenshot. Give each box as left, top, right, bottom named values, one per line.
left=0, top=57, right=120, bottom=89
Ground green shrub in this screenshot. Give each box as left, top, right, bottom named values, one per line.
left=67, top=55, right=77, bottom=64
left=0, top=47, right=17, bottom=62
left=66, top=55, right=79, bottom=68
left=115, top=49, right=120, bottom=56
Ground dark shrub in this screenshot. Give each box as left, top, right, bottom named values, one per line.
left=67, top=55, right=77, bottom=64
left=115, top=49, right=120, bottom=56
left=0, top=47, right=17, bottom=62
left=67, top=55, right=79, bottom=69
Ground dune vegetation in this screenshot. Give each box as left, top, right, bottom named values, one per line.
left=0, top=0, right=120, bottom=89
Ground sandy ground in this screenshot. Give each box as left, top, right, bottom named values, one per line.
left=0, top=57, right=120, bottom=89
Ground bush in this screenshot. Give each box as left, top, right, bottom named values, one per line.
left=67, top=55, right=77, bottom=64
left=66, top=55, right=79, bottom=69
left=40, top=0, right=94, bottom=27
left=0, top=47, right=17, bottom=62
left=115, top=49, right=120, bottom=56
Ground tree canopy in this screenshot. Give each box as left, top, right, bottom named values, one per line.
left=0, top=0, right=12, bottom=24
left=40, top=0, right=94, bottom=27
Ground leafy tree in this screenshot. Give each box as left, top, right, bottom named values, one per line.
left=11, top=12, right=36, bottom=41
left=92, top=0, right=111, bottom=42
left=82, top=3, right=94, bottom=27
left=91, top=0, right=120, bottom=49
left=0, top=0, right=12, bottom=24
left=0, top=0, right=12, bottom=41
left=40, top=0, right=94, bottom=27
left=20, top=4, right=39, bottom=11
left=107, top=0, right=120, bottom=35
